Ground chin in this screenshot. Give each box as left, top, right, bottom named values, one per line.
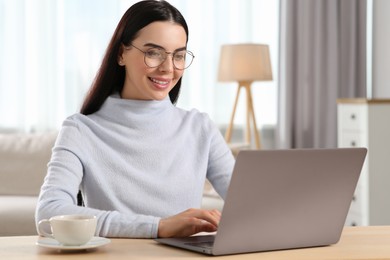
left=151, top=92, right=169, bottom=101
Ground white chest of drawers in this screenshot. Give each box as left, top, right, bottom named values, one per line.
left=337, top=99, right=390, bottom=225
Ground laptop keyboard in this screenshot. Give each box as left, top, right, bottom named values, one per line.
left=185, top=241, right=214, bottom=249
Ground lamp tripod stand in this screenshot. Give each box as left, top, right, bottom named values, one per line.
left=224, top=81, right=261, bottom=149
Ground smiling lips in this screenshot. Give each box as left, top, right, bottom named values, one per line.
left=149, top=77, right=171, bottom=89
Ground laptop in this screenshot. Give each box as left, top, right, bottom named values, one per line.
left=155, top=148, right=367, bottom=255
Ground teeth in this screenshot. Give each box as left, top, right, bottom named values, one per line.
left=151, top=78, right=168, bottom=85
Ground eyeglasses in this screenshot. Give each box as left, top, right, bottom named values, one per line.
left=128, top=44, right=194, bottom=70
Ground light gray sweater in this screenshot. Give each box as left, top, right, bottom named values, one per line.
left=35, top=94, right=235, bottom=238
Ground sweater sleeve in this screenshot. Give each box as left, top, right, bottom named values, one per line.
left=35, top=118, right=160, bottom=238
left=204, top=115, right=235, bottom=199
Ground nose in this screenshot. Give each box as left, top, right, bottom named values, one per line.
left=158, top=56, right=174, bottom=72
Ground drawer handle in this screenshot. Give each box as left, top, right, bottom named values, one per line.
left=350, top=141, right=356, bottom=147
left=350, top=114, right=356, bottom=120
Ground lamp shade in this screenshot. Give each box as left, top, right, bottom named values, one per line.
left=218, top=43, right=273, bottom=82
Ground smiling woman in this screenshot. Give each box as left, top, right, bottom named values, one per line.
left=0, top=0, right=278, bottom=132
left=35, top=0, right=235, bottom=239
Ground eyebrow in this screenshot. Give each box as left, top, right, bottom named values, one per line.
left=143, top=43, right=187, bottom=52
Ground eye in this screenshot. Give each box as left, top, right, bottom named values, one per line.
left=145, top=48, right=163, bottom=59
left=174, top=51, right=186, bottom=61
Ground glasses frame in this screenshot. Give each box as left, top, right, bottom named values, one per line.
left=126, top=44, right=195, bottom=70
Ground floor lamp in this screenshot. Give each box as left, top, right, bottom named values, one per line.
left=218, top=44, right=273, bottom=149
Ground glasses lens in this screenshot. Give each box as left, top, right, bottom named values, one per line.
left=173, top=51, right=194, bottom=70
left=144, top=48, right=164, bottom=67
left=144, top=48, right=194, bottom=70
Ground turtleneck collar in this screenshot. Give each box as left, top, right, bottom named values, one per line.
left=95, top=93, right=175, bottom=126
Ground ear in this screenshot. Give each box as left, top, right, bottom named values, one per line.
left=117, top=45, right=125, bottom=66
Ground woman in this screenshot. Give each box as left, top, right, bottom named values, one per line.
left=36, top=0, right=234, bottom=238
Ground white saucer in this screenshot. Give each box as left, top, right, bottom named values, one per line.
left=36, top=236, right=111, bottom=251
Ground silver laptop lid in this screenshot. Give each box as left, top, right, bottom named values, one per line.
left=213, top=148, right=367, bottom=255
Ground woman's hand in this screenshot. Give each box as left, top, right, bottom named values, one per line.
left=157, top=208, right=221, bottom=238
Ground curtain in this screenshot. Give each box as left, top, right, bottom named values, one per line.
left=277, top=0, right=367, bottom=149
left=0, top=0, right=124, bottom=132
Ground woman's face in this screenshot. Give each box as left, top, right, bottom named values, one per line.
left=119, top=21, right=187, bottom=101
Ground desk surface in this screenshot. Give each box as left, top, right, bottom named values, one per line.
left=1, top=226, right=390, bottom=259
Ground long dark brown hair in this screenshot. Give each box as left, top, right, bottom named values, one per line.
left=80, top=0, right=189, bottom=115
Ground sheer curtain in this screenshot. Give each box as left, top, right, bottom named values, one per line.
left=277, top=0, right=366, bottom=149
left=0, top=0, right=125, bottom=132
left=0, top=0, right=278, bottom=132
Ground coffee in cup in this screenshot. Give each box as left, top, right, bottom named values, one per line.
left=38, top=215, right=97, bottom=246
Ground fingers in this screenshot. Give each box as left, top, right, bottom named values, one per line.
left=193, top=219, right=218, bottom=234
left=184, top=208, right=221, bottom=227
left=157, top=208, right=222, bottom=238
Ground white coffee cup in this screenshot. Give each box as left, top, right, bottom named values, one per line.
left=38, top=215, right=97, bottom=246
